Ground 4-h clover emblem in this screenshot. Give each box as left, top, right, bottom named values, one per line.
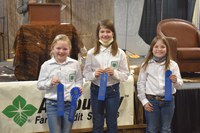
left=69, top=73, right=75, bottom=82
left=2, top=95, right=37, bottom=127
left=111, top=61, right=118, bottom=69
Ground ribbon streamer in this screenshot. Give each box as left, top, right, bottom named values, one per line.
left=57, top=83, right=64, bottom=116
left=98, top=73, right=108, bottom=101
left=165, top=70, right=172, bottom=101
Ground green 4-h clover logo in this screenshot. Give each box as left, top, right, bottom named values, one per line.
left=111, top=61, right=118, bottom=69
left=2, top=95, right=37, bottom=127
left=69, top=73, right=75, bottom=82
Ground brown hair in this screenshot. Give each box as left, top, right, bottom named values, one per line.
left=141, top=36, right=171, bottom=71
left=50, top=34, right=72, bottom=57
left=93, top=19, right=118, bottom=56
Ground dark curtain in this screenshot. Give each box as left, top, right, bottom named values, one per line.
left=172, top=89, right=200, bottom=133
left=138, top=0, right=162, bottom=45
left=139, top=0, right=196, bottom=44
left=162, top=0, right=196, bottom=21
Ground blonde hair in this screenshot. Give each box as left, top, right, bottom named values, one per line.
left=50, top=34, right=72, bottom=57
left=141, top=36, right=171, bottom=71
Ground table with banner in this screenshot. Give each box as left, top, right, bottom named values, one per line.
left=0, top=76, right=134, bottom=133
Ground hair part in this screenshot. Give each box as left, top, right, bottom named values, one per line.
left=93, top=19, right=118, bottom=56
left=141, top=36, right=171, bottom=71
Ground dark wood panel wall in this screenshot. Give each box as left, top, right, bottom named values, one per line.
left=0, top=0, right=114, bottom=61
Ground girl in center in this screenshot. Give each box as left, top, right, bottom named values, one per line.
left=83, top=19, right=129, bottom=133
left=37, top=34, right=83, bottom=133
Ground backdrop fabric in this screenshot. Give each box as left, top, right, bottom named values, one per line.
left=139, top=0, right=196, bottom=44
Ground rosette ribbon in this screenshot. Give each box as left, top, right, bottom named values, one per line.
left=68, top=87, right=81, bottom=123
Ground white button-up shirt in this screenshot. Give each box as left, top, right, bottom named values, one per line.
left=83, top=45, right=129, bottom=86
left=137, top=59, right=183, bottom=106
left=37, top=57, right=83, bottom=101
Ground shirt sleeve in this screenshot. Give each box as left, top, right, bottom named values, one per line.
left=37, top=63, right=52, bottom=90
left=83, top=52, right=96, bottom=81
left=137, top=67, right=149, bottom=106
left=171, top=62, right=183, bottom=89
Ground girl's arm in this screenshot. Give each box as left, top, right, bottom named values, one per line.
left=83, top=52, right=96, bottom=81
left=171, top=62, right=183, bottom=89
left=137, top=67, right=149, bottom=106
left=37, top=63, right=52, bottom=90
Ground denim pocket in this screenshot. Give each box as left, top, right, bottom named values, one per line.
left=110, top=84, right=119, bottom=93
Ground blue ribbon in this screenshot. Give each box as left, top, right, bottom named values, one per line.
left=57, top=83, right=64, bottom=116
left=98, top=73, right=108, bottom=101
left=165, top=70, right=172, bottom=101
left=68, top=87, right=81, bottom=123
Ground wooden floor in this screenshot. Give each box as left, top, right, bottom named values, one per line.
left=35, top=124, right=146, bottom=133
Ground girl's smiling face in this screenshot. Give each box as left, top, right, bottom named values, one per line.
left=52, top=40, right=70, bottom=63
left=152, top=39, right=167, bottom=58
left=99, top=27, right=114, bottom=44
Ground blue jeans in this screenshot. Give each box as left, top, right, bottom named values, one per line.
left=45, top=99, right=73, bottom=133
left=145, top=97, right=175, bottom=133
left=90, top=83, right=120, bottom=133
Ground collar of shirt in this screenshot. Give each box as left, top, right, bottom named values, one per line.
left=100, top=45, right=112, bottom=52
left=49, top=57, right=73, bottom=65
left=148, top=59, right=166, bottom=65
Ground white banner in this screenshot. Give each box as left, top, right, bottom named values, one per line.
left=0, top=76, right=134, bottom=133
